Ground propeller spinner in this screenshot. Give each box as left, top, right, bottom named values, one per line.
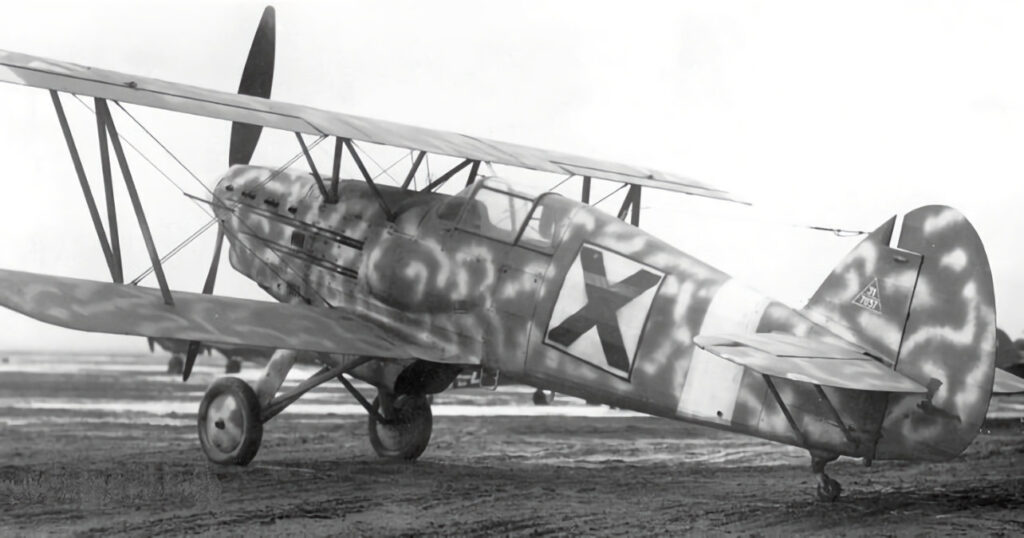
left=228, top=5, right=276, bottom=167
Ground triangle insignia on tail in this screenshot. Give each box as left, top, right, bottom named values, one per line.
left=852, top=278, right=883, bottom=314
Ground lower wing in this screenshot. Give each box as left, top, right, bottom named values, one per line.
left=0, top=268, right=471, bottom=364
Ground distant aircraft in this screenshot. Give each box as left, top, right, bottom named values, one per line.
left=0, top=6, right=1021, bottom=502
left=996, top=329, right=1024, bottom=378
left=449, top=368, right=557, bottom=405
left=147, top=337, right=269, bottom=375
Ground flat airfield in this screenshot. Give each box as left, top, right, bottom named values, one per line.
left=0, top=354, right=1022, bottom=536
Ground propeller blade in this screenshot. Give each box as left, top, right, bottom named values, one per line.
left=183, top=226, right=227, bottom=381
left=229, top=6, right=276, bottom=166
left=182, top=340, right=203, bottom=382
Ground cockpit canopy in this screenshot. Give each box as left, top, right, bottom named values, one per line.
left=436, top=177, right=569, bottom=252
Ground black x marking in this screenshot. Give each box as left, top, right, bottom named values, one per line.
left=547, top=246, right=661, bottom=373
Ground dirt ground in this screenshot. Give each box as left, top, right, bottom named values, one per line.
left=1, top=355, right=1023, bottom=536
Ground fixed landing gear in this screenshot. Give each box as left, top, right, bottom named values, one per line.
left=195, top=353, right=436, bottom=466
left=811, top=453, right=842, bottom=502
left=368, top=393, right=433, bottom=460
left=197, top=377, right=263, bottom=465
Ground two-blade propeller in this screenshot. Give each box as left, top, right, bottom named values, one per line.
left=181, top=226, right=225, bottom=381
left=183, top=6, right=275, bottom=381
left=228, top=5, right=275, bottom=167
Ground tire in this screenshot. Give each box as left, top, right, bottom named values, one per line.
left=167, top=355, right=184, bottom=375
left=368, top=394, right=432, bottom=461
left=197, top=377, right=262, bottom=465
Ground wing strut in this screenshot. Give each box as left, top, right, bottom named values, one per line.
left=50, top=91, right=118, bottom=282
left=400, top=150, right=427, bottom=190
left=581, top=176, right=592, bottom=204
left=422, top=158, right=474, bottom=193
left=466, top=160, right=481, bottom=187
left=295, top=132, right=332, bottom=202
left=616, top=184, right=641, bottom=226
left=330, top=137, right=343, bottom=201
left=343, top=139, right=394, bottom=221
left=96, top=98, right=174, bottom=305
left=95, top=98, right=123, bottom=283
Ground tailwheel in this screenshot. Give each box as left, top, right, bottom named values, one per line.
left=816, top=474, right=842, bottom=502
left=368, top=393, right=432, bottom=460
left=811, top=453, right=842, bottom=502
left=198, top=377, right=263, bottom=465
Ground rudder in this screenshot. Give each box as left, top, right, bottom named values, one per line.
left=803, top=206, right=996, bottom=461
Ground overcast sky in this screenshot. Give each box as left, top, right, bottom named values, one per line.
left=1, top=1, right=1023, bottom=352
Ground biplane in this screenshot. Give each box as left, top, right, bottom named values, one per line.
left=0, top=7, right=1022, bottom=502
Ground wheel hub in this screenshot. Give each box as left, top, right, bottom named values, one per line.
left=205, top=393, right=244, bottom=453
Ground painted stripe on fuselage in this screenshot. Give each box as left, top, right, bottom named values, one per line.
left=676, top=279, right=770, bottom=424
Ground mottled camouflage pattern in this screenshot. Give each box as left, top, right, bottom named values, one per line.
left=209, top=166, right=995, bottom=462
left=0, top=268, right=464, bottom=360
left=0, top=161, right=994, bottom=463
left=803, top=207, right=996, bottom=460
left=879, top=207, right=996, bottom=460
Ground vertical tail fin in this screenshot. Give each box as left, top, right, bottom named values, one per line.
left=802, top=206, right=996, bottom=460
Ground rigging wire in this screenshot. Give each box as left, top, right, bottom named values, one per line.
left=547, top=174, right=575, bottom=193
left=74, top=98, right=336, bottom=305
left=349, top=141, right=401, bottom=185
left=113, top=101, right=208, bottom=195
left=72, top=95, right=213, bottom=220
left=129, top=217, right=218, bottom=285
left=592, top=184, right=627, bottom=208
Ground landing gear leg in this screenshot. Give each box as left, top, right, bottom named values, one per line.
left=812, top=453, right=842, bottom=502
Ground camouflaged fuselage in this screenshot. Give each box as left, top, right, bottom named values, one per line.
left=211, top=165, right=992, bottom=463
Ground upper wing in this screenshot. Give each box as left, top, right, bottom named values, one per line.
left=694, top=332, right=927, bottom=393
left=993, top=367, right=1024, bottom=395
left=0, top=268, right=476, bottom=364
left=0, top=49, right=743, bottom=203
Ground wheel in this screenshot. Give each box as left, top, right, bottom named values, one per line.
left=816, top=475, right=842, bottom=502
left=197, top=377, right=263, bottom=465
left=368, top=393, right=432, bottom=460
left=167, top=354, right=184, bottom=375
left=224, top=357, right=242, bottom=374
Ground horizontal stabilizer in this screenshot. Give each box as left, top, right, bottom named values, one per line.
left=993, top=368, right=1024, bottom=395
left=694, top=332, right=927, bottom=393
left=0, top=269, right=466, bottom=363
